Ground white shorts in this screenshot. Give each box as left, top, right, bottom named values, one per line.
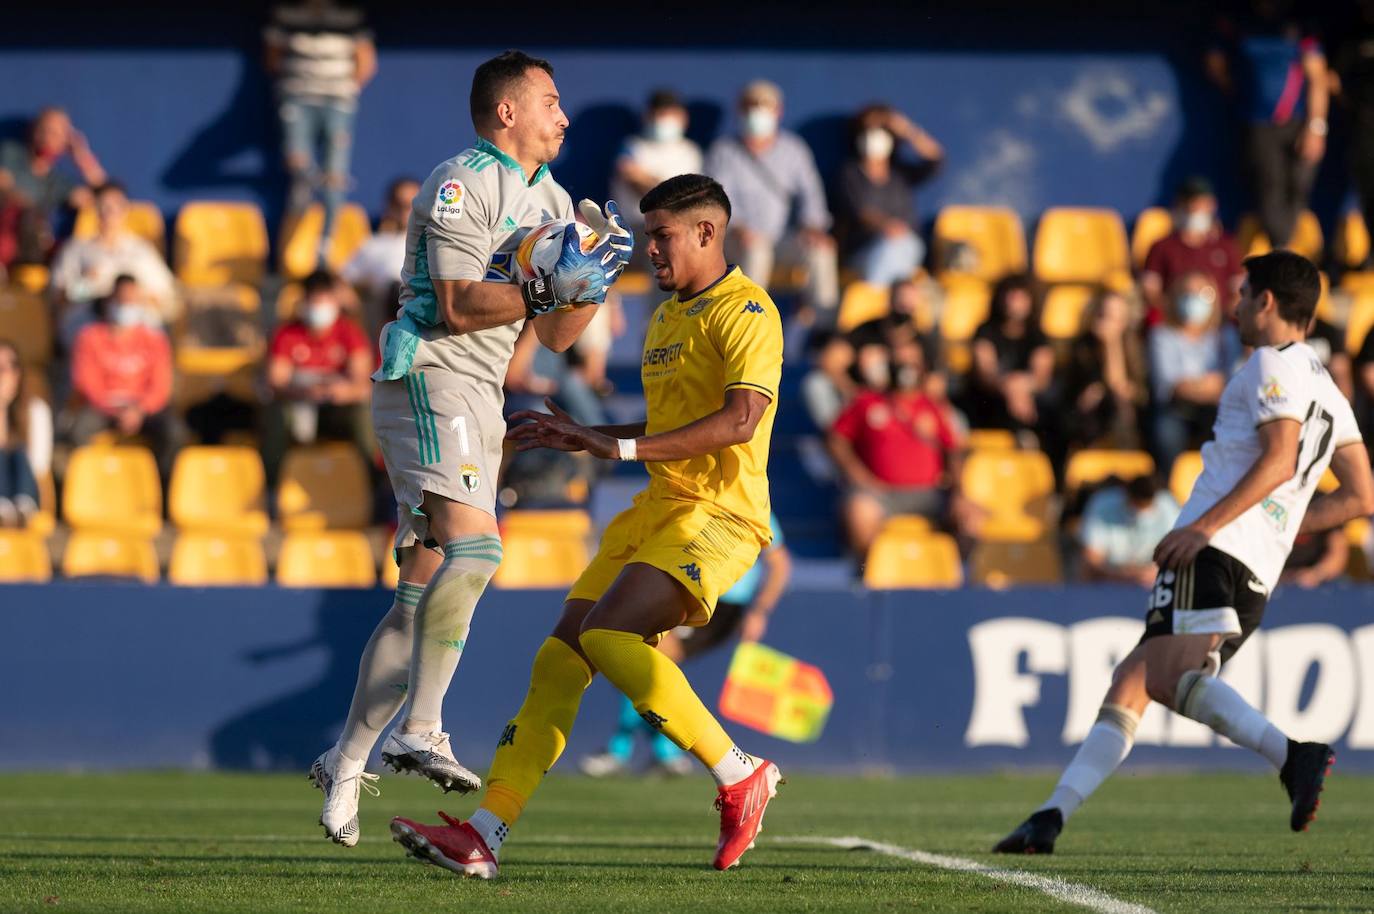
left=371, top=371, right=504, bottom=551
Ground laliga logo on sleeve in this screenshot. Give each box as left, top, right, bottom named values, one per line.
left=433, top=180, right=465, bottom=220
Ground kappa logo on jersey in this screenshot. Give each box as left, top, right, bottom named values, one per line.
left=460, top=463, right=481, bottom=494
left=678, top=562, right=702, bottom=584
left=433, top=179, right=465, bottom=220
left=741, top=301, right=765, bottom=314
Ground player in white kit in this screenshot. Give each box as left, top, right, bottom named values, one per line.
left=305, top=50, right=632, bottom=846
left=995, top=250, right=1374, bottom=854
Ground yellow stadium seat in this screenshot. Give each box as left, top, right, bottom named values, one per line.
left=62, top=532, right=159, bottom=582
left=8, top=263, right=49, bottom=294
left=380, top=545, right=400, bottom=589
left=73, top=200, right=166, bottom=251
left=278, top=444, right=372, bottom=531
left=276, top=282, right=304, bottom=321
left=62, top=445, right=162, bottom=537
left=0, top=289, right=52, bottom=367
left=169, top=446, right=269, bottom=536
left=836, top=282, right=889, bottom=331
left=932, top=206, right=1028, bottom=283
left=1318, top=467, right=1339, bottom=494
left=501, top=509, right=593, bottom=538
left=1336, top=211, right=1370, bottom=270
left=28, top=472, right=55, bottom=538
left=173, top=201, right=269, bottom=287
left=1346, top=289, right=1374, bottom=354
left=280, top=203, right=373, bottom=280
left=939, top=276, right=992, bottom=343
left=1131, top=206, right=1174, bottom=270
left=0, top=530, right=51, bottom=583
left=971, top=539, right=1063, bottom=587
left=277, top=531, right=377, bottom=588
left=965, top=428, right=1018, bottom=451
left=1033, top=207, right=1130, bottom=286
left=880, top=514, right=933, bottom=537
left=168, top=533, right=268, bottom=586
left=1346, top=517, right=1370, bottom=580
left=1040, top=284, right=1095, bottom=340
left=961, top=449, right=1057, bottom=541
left=864, top=530, right=963, bottom=589
left=1236, top=210, right=1323, bottom=262
left=1169, top=451, right=1205, bottom=505
left=492, top=530, right=589, bottom=588
left=615, top=271, right=653, bottom=296
left=1064, top=449, right=1156, bottom=500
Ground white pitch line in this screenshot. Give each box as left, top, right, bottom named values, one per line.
left=781, top=836, right=1157, bottom=914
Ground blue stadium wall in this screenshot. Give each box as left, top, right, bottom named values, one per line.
left=0, top=3, right=1357, bottom=237
left=3, top=583, right=1372, bottom=772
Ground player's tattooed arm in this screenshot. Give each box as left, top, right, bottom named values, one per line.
left=507, top=388, right=769, bottom=460
left=1298, top=441, right=1374, bottom=535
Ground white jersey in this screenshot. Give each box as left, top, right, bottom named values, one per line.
left=1174, top=340, right=1362, bottom=593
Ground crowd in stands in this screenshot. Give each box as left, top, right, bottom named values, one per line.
left=5, top=1, right=1374, bottom=589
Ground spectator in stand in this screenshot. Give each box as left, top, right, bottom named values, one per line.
left=341, top=176, right=419, bottom=337
left=834, top=104, right=943, bottom=286
left=1148, top=271, right=1228, bottom=472
left=1348, top=324, right=1374, bottom=438
left=965, top=274, right=1058, bottom=451
left=264, top=0, right=376, bottom=265
left=828, top=330, right=966, bottom=562
left=264, top=269, right=374, bottom=481
left=0, top=107, right=106, bottom=266
left=1078, top=474, right=1180, bottom=586
left=66, top=275, right=183, bottom=478
left=1280, top=528, right=1348, bottom=588
left=706, top=79, right=838, bottom=318
left=801, top=329, right=857, bottom=431
left=1139, top=177, right=1242, bottom=327
left=847, top=278, right=938, bottom=363
left=52, top=181, right=177, bottom=348
left=1206, top=4, right=1328, bottom=249
left=1063, top=290, right=1147, bottom=450
left=611, top=90, right=704, bottom=237
left=1334, top=0, right=1374, bottom=269
left=0, top=341, right=44, bottom=528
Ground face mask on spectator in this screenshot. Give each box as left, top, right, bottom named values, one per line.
left=1178, top=292, right=1214, bottom=326
left=744, top=106, right=779, bottom=139
left=859, top=128, right=894, bottom=160
left=306, top=301, right=339, bottom=330
left=894, top=364, right=922, bottom=390
left=111, top=304, right=143, bottom=328
left=650, top=116, right=685, bottom=143
left=1180, top=210, right=1213, bottom=234
left=860, top=358, right=890, bottom=390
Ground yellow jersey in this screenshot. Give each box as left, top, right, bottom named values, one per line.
left=640, top=266, right=783, bottom=543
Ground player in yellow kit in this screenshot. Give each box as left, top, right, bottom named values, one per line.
left=389, top=174, right=785, bottom=878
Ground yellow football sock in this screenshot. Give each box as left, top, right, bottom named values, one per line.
left=579, top=627, right=732, bottom=767
left=480, top=637, right=592, bottom=826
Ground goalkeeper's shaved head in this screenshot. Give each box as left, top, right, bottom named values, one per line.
left=640, top=174, right=731, bottom=225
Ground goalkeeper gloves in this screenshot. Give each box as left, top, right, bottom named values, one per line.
left=520, top=200, right=634, bottom=317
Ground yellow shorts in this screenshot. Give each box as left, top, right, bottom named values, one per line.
left=567, top=493, right=763, bottom=626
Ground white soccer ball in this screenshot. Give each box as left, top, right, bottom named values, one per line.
left=514, top=219, right=600, bottom=282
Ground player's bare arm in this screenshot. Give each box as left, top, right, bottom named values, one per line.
left=507, top=388, right=770, bottom=459
left=531, top=303, right=599, bottom=353
left=1297, top=441, right=1374, bottom=534
left=1154, top=418, right=1300, bottom=569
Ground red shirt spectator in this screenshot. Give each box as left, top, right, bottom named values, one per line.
left=71, top=321, right=172, bottom=416
left=269, top=314, right=371, bottom=378
left=831, top=388, right=956, bottom=487
left=1141, top=231, right=1242, bottom=325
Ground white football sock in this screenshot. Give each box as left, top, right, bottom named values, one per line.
left=1038, top=703, right=1139, bottom=821
left=1176, top=671, right=1289, bottom=769
left=708, top=745, right=759, bottom=787
left=337, top=583, right=423, bottom=762
left=400, top=536, right=502, bottom=733
left=467, top=807, right=509, bottom=857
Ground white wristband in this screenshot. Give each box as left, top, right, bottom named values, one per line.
left=617, top=437, right=638, bottom=461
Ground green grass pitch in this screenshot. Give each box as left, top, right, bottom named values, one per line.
left=1, top=770, right=1371, bottom=913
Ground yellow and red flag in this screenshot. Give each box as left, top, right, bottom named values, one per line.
left=718, top=642, right=833, bottom=743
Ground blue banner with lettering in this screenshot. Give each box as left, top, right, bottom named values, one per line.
left=2, top=583, right=1371, bottom=772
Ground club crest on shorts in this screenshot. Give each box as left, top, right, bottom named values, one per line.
left=459, top=463, right=481, bottom=494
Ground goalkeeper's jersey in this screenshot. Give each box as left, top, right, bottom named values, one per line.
left=375, top=137, right=573, bottom=408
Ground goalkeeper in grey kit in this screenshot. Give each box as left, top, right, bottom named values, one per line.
left=305, top=49, right=633, bottom=848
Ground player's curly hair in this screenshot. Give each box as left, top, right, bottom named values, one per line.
left=639, top=174, right=731, bottom=222
left=470, top=50, right=554, bottom=129
left=1243, top=250, right=1320, bottom=328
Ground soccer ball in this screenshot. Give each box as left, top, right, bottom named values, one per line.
left=514, top=219, right=600, bottom=282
